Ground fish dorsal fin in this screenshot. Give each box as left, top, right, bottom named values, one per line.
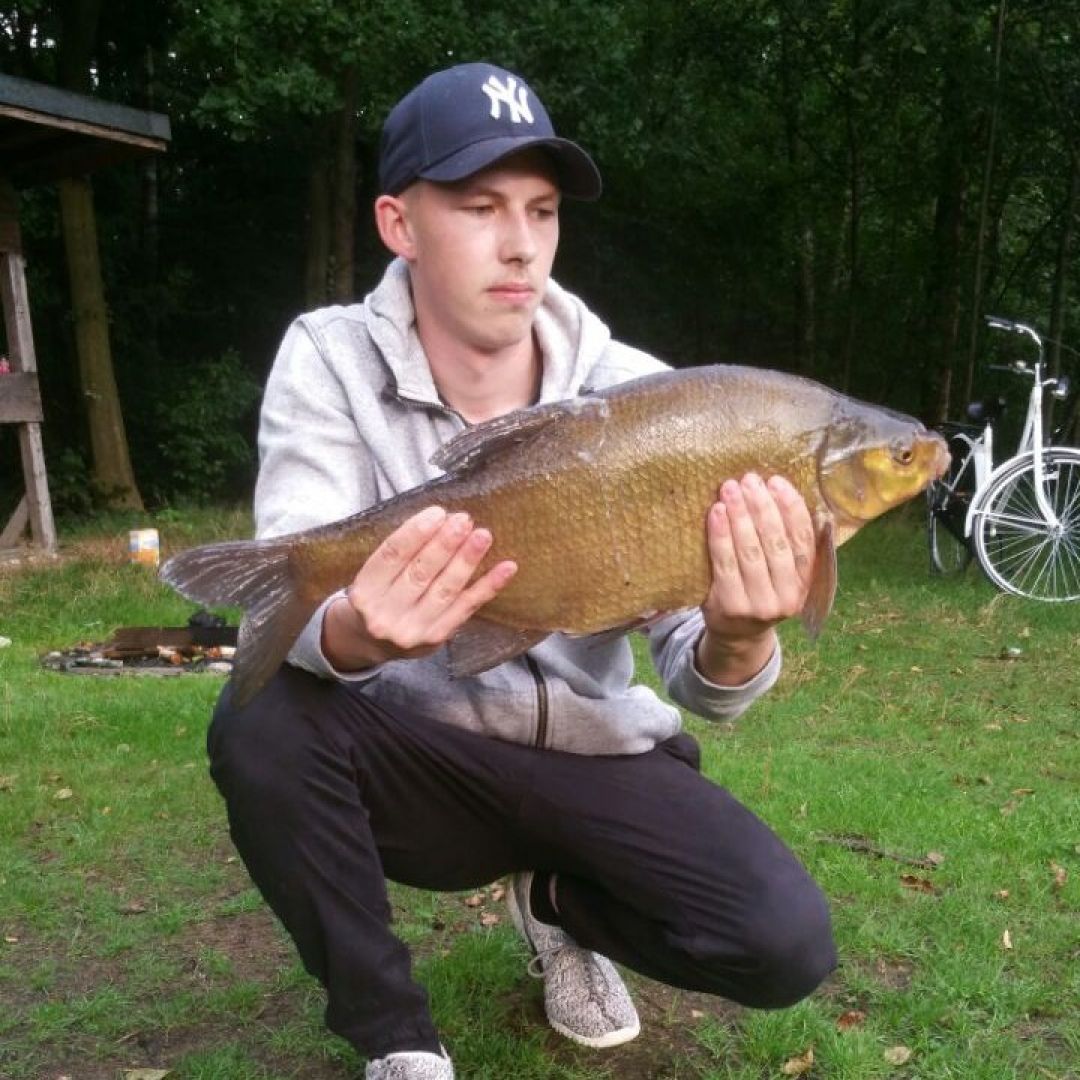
left=800, top=516, right=837, bottom=640
left=431, top=397, right=609, bottom=474
left=447, top=617, right=549, bottom=677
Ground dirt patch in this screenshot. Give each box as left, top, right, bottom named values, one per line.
left=3, top=893, right=750, bottom=1080
left=581, top=978, right=743, bottom=1079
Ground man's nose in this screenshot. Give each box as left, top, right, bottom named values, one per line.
left=500, top=209, right=537, bottom=264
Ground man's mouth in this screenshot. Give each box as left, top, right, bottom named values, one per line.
left=488, top=282, right=534, bottom=301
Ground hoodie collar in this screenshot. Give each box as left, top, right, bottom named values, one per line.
left=364, top=257, right=612, bottom=406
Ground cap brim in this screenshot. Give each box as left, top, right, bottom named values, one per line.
left=418, top=135, right=602, bottom=201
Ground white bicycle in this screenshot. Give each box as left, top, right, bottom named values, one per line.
left=926, top=316, right=1080, bottom=601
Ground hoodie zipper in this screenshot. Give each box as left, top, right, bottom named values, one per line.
left=523, top=654, right=549, bottom=749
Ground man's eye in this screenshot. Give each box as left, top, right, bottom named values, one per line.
left=465, top=204, right=494, bottom=216
left=532, top=207, right=556, bottom=220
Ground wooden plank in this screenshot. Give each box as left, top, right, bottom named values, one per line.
left=108, top=626, right=239, bottom=650
left=0, top=176, right=19, bottom=253
left=0, top=104, right=168, bottom=154
left=0, top=372, right=43, bottom=423
left=0, top=495, right=29, bottom=548
left=1, top=246, right=56, bottom=552
left=16, top=422, right=56, bottom=551
left=1, top=247, right=39, bottom=372
left=0, top=74, right=171, bottom=145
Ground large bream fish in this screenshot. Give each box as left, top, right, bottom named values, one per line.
left=162, top=365, right=948, bottom=706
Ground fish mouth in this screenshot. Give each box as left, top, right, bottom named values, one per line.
left=928, top=432, right=951, bottom=480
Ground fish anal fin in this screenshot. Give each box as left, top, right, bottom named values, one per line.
left=447, top=618, right=549, bottom=677
left=800, top=516, right=837, bottom=640
left=431, top=397, right=609, bottom=474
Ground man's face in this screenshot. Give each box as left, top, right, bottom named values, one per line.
left=399, top=150, right=561, bottom=354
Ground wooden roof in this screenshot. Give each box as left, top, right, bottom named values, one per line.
left=0, top=73, right=171, bottom=187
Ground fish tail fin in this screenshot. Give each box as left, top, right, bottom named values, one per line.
left=160, top=538, right=320, bottom=707
left=800, top=516, right=838, bottom=639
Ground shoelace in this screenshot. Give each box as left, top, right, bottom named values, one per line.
left=526, top=944, right=573, bottom=978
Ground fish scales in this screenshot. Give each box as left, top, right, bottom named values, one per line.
left=294, top=367, right=838, bottom=632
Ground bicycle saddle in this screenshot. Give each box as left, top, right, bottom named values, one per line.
left=965, top=395, right=1007, bottom=424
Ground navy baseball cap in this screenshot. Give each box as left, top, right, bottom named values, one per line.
left=379, top=63, right=602, bottom=200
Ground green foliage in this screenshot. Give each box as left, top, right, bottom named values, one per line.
left=140, top=349, right=262, bottom=505
left=44, top=447, right=95, bottom=519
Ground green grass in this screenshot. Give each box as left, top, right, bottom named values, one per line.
left=1, top=505, right=1077, bottom=1079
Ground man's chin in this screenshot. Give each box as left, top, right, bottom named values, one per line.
left=471, top=314, right=538, bottom=352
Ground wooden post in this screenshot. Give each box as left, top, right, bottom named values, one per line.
left=1, top=176, right=57, bottom=554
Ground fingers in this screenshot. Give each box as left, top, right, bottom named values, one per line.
left=706, top=473, right=816, bottom=625
left=766, top=475, right=818, bottom=589
left=348, top=506, right=516, bottom=657
left=360, top=504, right=450, bottom=594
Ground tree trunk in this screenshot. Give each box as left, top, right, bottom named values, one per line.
left=56, top=0, right=143, bottom=509
left=962, top=0, right=1006, bottom=404
left=58, top=176, right=143, bottom=509
left=1047, top=147, right=1078, bottom=381
left=331, top=64, right=358, bottom=303
left=779, top=10, right=816, bottom=374
left=141, top=43, right=161, bottom=382
left=304, top=120, right=333, bottom=308
left=1046, top=146, right=1078, bottom=434
left=840, top=4, right=864, bottom=393
left=923, top=16, right=969, bottom=425
left=841, top=112, right=861, bottom=392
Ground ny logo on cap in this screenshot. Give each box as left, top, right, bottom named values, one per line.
left=482, top=75, right=534, bottom=124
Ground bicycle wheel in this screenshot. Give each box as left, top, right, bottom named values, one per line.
left=926, top=450, right=974, bottom=576
left=928, top=501, right=973, bottom=574
left=971, top=448, right=1080, bottom=601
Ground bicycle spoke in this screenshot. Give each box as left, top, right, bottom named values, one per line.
left=974, top=452, right=1080, bottom=600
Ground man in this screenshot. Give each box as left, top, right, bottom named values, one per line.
left=209, top=63, right=836, bottom=1080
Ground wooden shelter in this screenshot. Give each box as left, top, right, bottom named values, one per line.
left=0, top=73, right=170, bottom=556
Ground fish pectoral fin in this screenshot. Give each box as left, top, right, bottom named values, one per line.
left=430, top=397, right=609, bottom=474
left=447, top=618, right=549, bottom=677
left=800, top=516, right=837, bottom=640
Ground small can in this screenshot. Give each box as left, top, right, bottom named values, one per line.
left=129, top=528, right=160, bottom=568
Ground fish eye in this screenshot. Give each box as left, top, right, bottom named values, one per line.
left=890, top=439, right=915, bottom=466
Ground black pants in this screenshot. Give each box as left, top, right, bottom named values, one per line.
left=207, top=665, right=836, bottom=1059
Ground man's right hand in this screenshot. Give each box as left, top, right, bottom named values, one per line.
left=321, top=505, right=518, bottom=671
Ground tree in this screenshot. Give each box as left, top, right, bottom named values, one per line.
left=56, top=0, right=144, bottom=509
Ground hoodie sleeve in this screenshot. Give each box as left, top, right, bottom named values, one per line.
left=644, top=605, right=782, bottom=724
left=253, top=317, right=382, bottom=683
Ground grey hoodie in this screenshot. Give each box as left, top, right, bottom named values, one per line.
left=254, top=259, right=781, bottom=755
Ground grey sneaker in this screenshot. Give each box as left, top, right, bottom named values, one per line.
left=506, top=871, right=641, bottom=1048
left=365, top=1047, right=453, bottom=1080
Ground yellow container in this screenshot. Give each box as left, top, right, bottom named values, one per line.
left=129, top=528, right=160, bottom=568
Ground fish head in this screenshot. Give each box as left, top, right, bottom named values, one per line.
left=817, top=405, right=950, bottom=536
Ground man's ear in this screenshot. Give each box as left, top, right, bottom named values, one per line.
left=374, top=193, right=416, bottom=261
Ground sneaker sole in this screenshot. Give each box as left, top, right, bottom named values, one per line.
left=549, top=1015, right=642, bottom=1049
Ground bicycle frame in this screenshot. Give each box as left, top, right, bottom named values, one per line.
left=964, top=320, right=1062, bottom=536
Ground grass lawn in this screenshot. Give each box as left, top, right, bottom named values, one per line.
left=0, top=505, right=1077, bottom=1079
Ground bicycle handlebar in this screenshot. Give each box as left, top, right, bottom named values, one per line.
left=985, top=314, right=1043, bottom=351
